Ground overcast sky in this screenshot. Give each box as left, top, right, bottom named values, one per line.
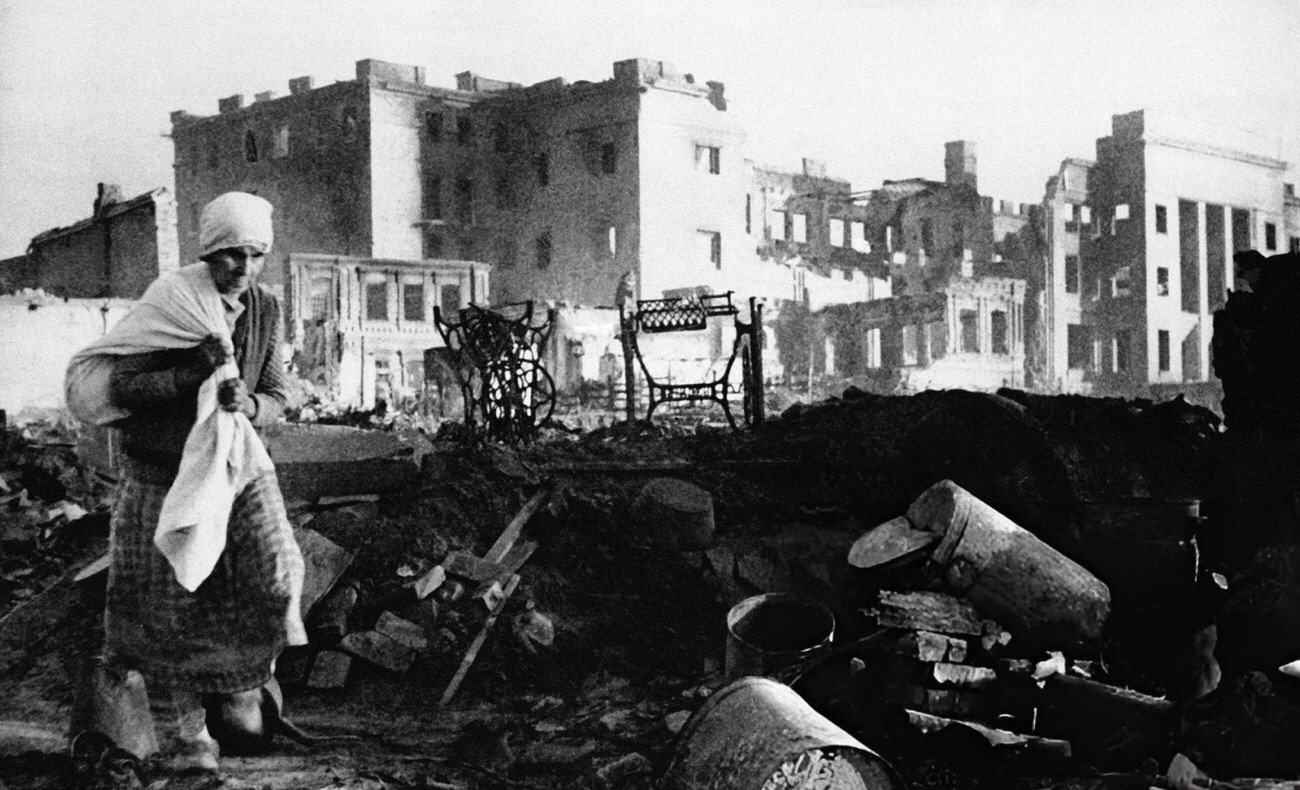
left=1, top=0, right=1297, bottom=258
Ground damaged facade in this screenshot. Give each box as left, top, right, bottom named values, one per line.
left=1037, top=110, right=1290, bottom=398
left=170, top=58, right=894, bottom=407
left=0, top=184, right=179, bottom=299
left=815, top=141, right=1028, bottom=391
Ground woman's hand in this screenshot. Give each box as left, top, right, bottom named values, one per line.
left=218, top=378, right=257, bottom=418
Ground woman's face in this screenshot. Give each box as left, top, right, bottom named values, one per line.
left=206, top=246, right=266, bottom=296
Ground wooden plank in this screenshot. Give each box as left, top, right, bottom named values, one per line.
left=483, top=489, right=550, bottom=565
left=905, top=709, right=1072, bottom=759
left=867, top=590, right=996, bottom=636
left=440, top=573, right=520, bottom=706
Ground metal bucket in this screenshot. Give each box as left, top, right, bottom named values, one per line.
left=661, top=676, right=904, bottom=789
left=725, top=593, right=834, bottom=680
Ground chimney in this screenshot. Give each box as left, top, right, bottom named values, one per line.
left=94, top=183, right=123, bottom=216
left=254, top=90, right=276, bottom=103
left=706, top=80, right=727, bottom=111
left=1286, top=183, right=1296, bottom=198
left=802, top=158, right=827, bottom=179
left=1020, top=203, right=1032, bottom=215
left=999, top=200, right=1014, bottom=214
left=944, top=140, right=978, bottom=191
left=218, top=94, right=245, bottom=114
left=289, top=76, right=314, bottom=95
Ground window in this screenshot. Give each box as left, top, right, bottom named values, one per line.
left=1065, top=255, right=1080, bottom=294
left=423, top=175, right=442, bottom=220
left=885, top=225, right=894, bottom=253
left=991, top=311, right=1008, bottom=354
left=1063, top=203, right=1077, bottom=234
left=1291, top=236, right=1300, bottom=254
left=243, top=130, right=259, bottom=163
left=607, top=226, right=618, bottom=257
left=745, top=194, right=752, bottom=235
left=342, top=106, right=358, bottom=140
left=1158, top=329, right=1170, bottom=372
left=308, top=273, right=333, bottom=320
left=273, top=125, right=289, bottom=159
left=829, top=218, right=845, bottom=247
left=702, top=231, right=722, bottom=268
left=1231, top=208, right=1251, bottom=251
left=454, top=177, right=473, bottom=224
left=960, top=310, right=979, bottom=353
left=1266, top=222, right=1277, bottom=251
left=1114, top=329, right=1131, bottom=372
left=1067, top=324, right=1090, bottom=370
left=696, top=144, right=721, bottom=174
left=1155, top=204, right=1168, bottom=234
left=426, top=111, right=443, bottom=141
left=440, top=284, right=461, bottom=318
left=536, top=152, right=550, bottom=186
left=1112, top=265, right=1131, bottom=297
left=769, top=209, right=786, bottom=241
left=495, top=173, right=513, bottom=209
left=403, top=282, right=426, bottom=322
left=951, top=221, right=964, bottom=257
left=365, top=277, right=389, bottom=321
left=792, top=213, right=808, bottom=243
left=1080, top=205, right=1092, bottom=225
left=1157, top=267, right=1170, bottom=296
left=535, top=231, right=552, bottom=268
left=601, top=142, right=617, bottom=174
left=921, top=219, right=935, bottom=253
left=456, top=115, right=473, bottom=145
left=1115, top=203, right=1130, bottom=221
left=902, top=325, right=920, bottom=366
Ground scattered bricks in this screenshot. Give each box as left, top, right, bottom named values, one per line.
left=888, top=630, right=969, bottom=663
left=868, top=590, right=994, bottom=636
left=375, top=611, right=429, bottom=652
left=307, top=578, right=360, bottom=646
left=932, top=662, right=997, bottom=689
left=307, top=650, right=353, bottom=689
left=341, top=630, right=417, bottom=673
left=294, top=527, right=356, bottom=619
left=443, top=551, right=511, bottom=587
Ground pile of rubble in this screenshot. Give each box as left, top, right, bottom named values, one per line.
left=6, top=386, right=1300, bottom=788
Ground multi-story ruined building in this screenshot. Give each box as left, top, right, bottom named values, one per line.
left=171, top=60, right=493, bottom=404
left=1038, top=110, right=1290, bottom=397
left=819, top=141, right=1028, bottom=391
left=170, top=57, right=890, bottom=405
left=0, top=184, right=179, bottom=299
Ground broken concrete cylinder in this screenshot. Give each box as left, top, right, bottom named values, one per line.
left=907, top=480, right=1110, bottom=648
left=661, top=676, right=904, bottom=789
left=631, top=478, right=715, bottom=551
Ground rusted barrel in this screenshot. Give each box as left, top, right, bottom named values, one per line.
left=725, top=593, right=834, bottom=680
left=661, top=676, right=904, bottom=789
left=908, top=479, right=1111, bottom=647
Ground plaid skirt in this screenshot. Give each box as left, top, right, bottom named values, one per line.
left=104, top=458, right=304, bottom=694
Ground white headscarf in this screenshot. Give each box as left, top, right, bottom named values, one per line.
left=199, top=192, right=274, bottom=257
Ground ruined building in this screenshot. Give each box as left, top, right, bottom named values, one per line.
left=818, top=141, right=1028, bottom=392
left=170, top=60, right=493, bottom=405
left=0, top=184, right=179, bottom=299
left=1037, top=110, right=1291, bottom=398
left=170, top=58, right=891, bottom=405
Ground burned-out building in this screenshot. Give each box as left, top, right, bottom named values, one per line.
left=1038, top=110, right=1291, bottom=399
left=0, top=184, right=179, bottom=299
left=817, top=141, right=1027, bottom=391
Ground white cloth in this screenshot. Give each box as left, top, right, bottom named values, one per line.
left=65, top=262, right=275, bottom=592
left=200, top=192, right=273, bottom=257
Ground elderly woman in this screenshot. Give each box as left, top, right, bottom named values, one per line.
left=92, top=192, right=304, bottom=773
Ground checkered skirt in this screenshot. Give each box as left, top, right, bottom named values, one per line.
left=104, top=460, right=304, bottom=694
